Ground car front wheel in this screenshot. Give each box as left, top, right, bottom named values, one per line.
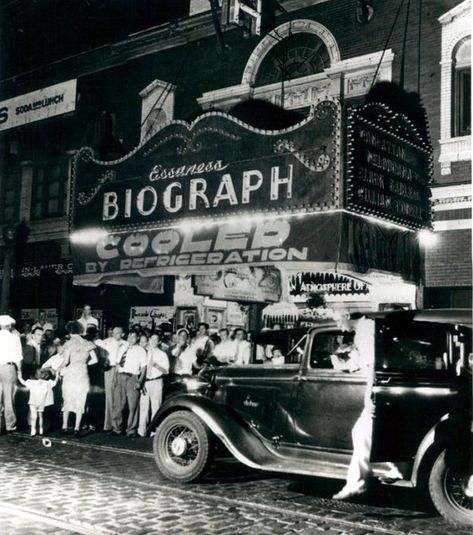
left=429, top=449, right=473, bottom=528
left=153, top=410, right=213, bottom=483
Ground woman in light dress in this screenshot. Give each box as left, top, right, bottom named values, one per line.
left=58, top=321, right=96, bottom=436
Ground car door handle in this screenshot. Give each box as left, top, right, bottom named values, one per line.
left=295, top=376, right=308, bottom=382
left=378, top=377, right=392, bottom=385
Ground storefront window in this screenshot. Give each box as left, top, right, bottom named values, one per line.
left=453, top=37, right=471, bottom=137
left=31, top=158, right=68, bottom=220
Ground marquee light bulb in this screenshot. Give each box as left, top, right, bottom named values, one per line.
left=418, top=229, right=438, bottom=248
left=70, top=228, right=108, bottom=245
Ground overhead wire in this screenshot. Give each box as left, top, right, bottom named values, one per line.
left=417, top=0, right=423, bottom=94
left=399, top=0, right=411, bottom=89
left=370, top=0, right=406, bottom=90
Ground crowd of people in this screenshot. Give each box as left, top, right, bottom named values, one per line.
left=0, top=305, right=279, bottom=439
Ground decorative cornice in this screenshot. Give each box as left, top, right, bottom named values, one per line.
left=438, top=0, right=471, bottom=25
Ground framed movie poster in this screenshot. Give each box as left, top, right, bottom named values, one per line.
left=176, top=307, right=198, bottom=331
left=205, top=308, right=225, bottom=331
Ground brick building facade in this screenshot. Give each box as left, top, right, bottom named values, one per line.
left=0, top=0, right=470, bottom=329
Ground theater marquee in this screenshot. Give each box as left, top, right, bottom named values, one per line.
left=346, top=102, right=432, bottom=229
left=71, top=99, right=341, bottom=232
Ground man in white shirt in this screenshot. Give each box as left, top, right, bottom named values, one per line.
left=31, top=310, right=54, bottom=333
left=138, top=333, right=169, bottom=437
left=111, top=331, right=147, bottom=437
left=233, top=328, right=251, bottom=365
left=333, top=315, right=403, bottom=500
left=77, top=304, right=99, bottom=333
left=0, top=315, right=23, bottom=432
left=191, top=322, right=214, bottom=369
left=95, top=326, right=127, bottom=432
left=213, top=328, right=238, bottom=364
left=173, top=329, right=196, bottom=376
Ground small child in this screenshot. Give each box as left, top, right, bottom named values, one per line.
left=18, top=368, right=58, bottom=436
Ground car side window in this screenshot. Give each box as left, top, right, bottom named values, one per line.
left=286, top=334, right=307, bottom=364
left=310, top=332, right=356, bottom=370
left=378, top=321, right=449, bottom=372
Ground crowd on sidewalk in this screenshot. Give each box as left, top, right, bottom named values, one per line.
left=0, top=306, right=258, bottom=438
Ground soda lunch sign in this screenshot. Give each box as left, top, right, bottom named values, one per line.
left=71, top=99, right=341, bottom=231
left=0, top=80, right=77, bottom=132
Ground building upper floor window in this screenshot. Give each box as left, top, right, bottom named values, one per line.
left=0, top=162, right=21, bottom=224
left=31, top=158, right=68, bottom=220
left=453, top=37, right=471, bottom=137
left=255, top=32, right=331, bottom=86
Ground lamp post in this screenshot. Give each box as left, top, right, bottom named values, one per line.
left=0, top=224, right=16, bottom=314
left=0, top=221, right=30, bottom=315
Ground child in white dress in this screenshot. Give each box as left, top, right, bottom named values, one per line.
left=18, top=368, right=58, bottom=436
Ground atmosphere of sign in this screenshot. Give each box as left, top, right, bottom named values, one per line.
left=0, top=79, right=77, bottom=132
left=71, top=99, right=341, bottom=231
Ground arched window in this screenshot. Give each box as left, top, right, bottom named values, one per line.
left=453, top=37, right=471, bottom=137
left=255, top=32, right=331, bottom=86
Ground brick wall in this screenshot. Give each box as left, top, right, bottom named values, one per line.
left=425, top=229, right=472, bottom=286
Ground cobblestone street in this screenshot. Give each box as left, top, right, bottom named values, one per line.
left=0, top=432, right=469, bottom=535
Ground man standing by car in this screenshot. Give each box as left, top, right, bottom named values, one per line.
left=191, top=322, right=214, bottom=371
left=233, top=328, right=251, bottom=365
left=95, top=326, right=127, bottom=432
left=333, top=314, right=403, bottom=500
left=137, top=333, right=169, bottom=437
left=0, top=315, right=23, bottom=433
left=111, top=331, right=147, bottom=437
left=213, top=328, right=238, bottom=364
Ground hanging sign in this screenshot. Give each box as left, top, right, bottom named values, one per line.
left=129, top=306, right=175, bottom=329
left=71, top=212, right=420, bottom=283
left=71, top=99, right=341, bottom=231
left=195, top=266, right=281, bottom=303
left=289, top=272, right=370, bottom=298
left=346, top=102, right=432, bottom=229
left=0, top=80, right=77, bottom=132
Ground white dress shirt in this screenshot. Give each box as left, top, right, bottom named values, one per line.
left=173, top=345, right=197, bottom=376
left=118, top=344, right=147, bottom=376
left=32, top=321, right=54, bottom=332
left=213, top=340, right=238, bottom=363
left=95, top=337, right=127, bottom=366
left=235, top=340, right=251, bottom=365
left=0, top=329, right=23, bottom=365
left=146, top=347, right=169, bottom=379
left=78, top=315, right=99, bottom=332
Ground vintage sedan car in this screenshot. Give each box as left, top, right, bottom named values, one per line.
left=150, top=309, right=472, bottom=527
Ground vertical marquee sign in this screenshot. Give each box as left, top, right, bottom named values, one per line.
left=346, top=102, right=432, bottom=229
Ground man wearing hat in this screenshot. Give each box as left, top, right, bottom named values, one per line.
left=0, top=315, right=23, bottom=432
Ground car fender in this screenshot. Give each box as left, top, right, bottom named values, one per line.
left=410, top=414, right=451, bottom=487
left=149, top=394, right=275, bottom=470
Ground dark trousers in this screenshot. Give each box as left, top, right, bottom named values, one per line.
left=111, top=373, right=140, bottom=435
